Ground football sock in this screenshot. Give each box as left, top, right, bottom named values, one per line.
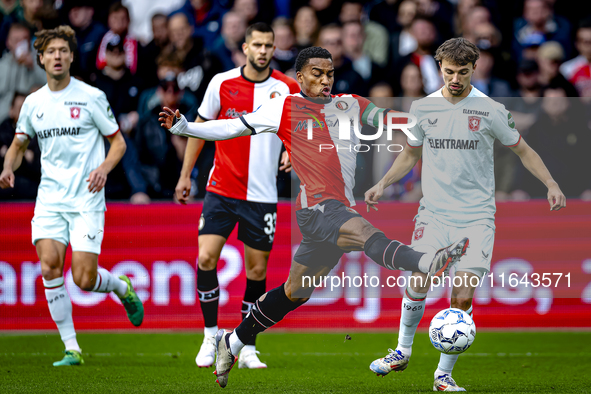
left=364, top=232, right=425, bottom=272
left=44, top=277, right=81, bottom=352
left=229, top=331, right=245, bottom=355
left=92, top=268, right=128, bottom=297
left=435, top=306, right=473, bottom=377
left=397, top=287, right=428, bottom=354
left=204, top=325, right=218, bottom=337
left=197, top=267, right=219, bottom=328
left=242, top=278, right=266, bottom=346
left=234, top=284, right=303, bottom=351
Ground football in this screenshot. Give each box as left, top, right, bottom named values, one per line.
left=429, top=308, right=476, bottom=354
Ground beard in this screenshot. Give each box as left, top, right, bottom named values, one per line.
left=249, top=56, right=271, bottom=73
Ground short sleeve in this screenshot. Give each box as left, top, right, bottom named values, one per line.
left=197, top=74, right=222, bottom=120
left=15, top=98, right=35, bottom=140
left=406, top=102, right=424, bottom=147
left=240, top=96, right=285, bottom=135
left=91, top=91, right=120, bottom=137
left=491, top=104, right=521, bottom=147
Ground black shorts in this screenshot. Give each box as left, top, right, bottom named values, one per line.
left=294, top=199, right=362, bottom=269
left=199, top=192, right=277, bottom=252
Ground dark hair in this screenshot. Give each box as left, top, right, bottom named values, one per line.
left=434, top=37, right=480, bottom=66
left=151, top=13, right=167, bottom=23
left=11, top=91, right=28, bottom=107
left=295, top=46, right=332, bottom=72
left=579, top=17, right=591, bottom=30
left=34, top=25, right=78, bottom=70
left=245, top=22, right=274, bottom=41
left=109, top=1, right=130, bottom=20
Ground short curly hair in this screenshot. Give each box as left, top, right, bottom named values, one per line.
left=34, top=25, right=77, bottom=70
left=295, top=46, right=332, bottom=72
left=434, top=37, right=480, bottom=67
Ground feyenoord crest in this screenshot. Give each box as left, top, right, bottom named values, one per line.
left=335, top=100, right=349, bottom=110
left=413, top=227, right=424, bottom=241
left=468, top=116, right=481, bottom=132
left=70, top=107, right=81, bottom=119
left=270, top=91, right=281, bottom=99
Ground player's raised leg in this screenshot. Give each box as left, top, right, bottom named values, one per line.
left=239, top=245, right=269, bottom=369
left=196, top=234, right=227, bottom=367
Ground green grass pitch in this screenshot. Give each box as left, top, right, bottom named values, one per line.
left=1, top=332, right=590, bottom=393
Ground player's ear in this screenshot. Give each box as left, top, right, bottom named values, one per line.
left=296, top=71, right=304, bottom=85
left=242, top=41, right=248, bottom=56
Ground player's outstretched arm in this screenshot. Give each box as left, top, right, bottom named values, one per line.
left=510, top=138, right=566, bottom=211
left=87, top=132, right=127, bottom=194
left=176, top=117, right=207, bottom=205
left=159, top=107, right=252, bottom=141
left=0, top=135, right=30, bottom=189
left=364, top=145, right=422, bottom=212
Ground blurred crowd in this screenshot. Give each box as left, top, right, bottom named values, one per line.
left=1, top=0, right=590, bottom=203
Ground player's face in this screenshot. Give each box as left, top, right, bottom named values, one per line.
left=297, top=58, right=334, bottom=98
left=40, top=38, right=73, bottom=79
left=243, top=31, right=275, bottom=73
left=440, top=59, right=475, bottom=97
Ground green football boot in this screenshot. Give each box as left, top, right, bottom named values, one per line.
left=119, top=275, right=144, bottom=327
left=53, top=350, right=84, bottom=366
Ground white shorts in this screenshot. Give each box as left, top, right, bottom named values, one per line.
left=32, top=211, right=105, bottom=254
left=411, top=210, right=494, bottom=279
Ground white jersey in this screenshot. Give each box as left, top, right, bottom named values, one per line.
left=408, top=87, right=521, bottom=227
left=16, top=78, right=120, bottom=212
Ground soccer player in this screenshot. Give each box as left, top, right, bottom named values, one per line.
left=0, top=26, right=144, bottom=366
left=174, top=22, right=299, bottom=369
left=365, top=38, right=566, bottom=391
left=160, top=46, right=469, bottom=388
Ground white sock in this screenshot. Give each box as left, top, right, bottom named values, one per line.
left=242, top=344, right=256, bottom=353
left=204, top=326, right=218, bottom=338
left=397, top=287, right=426, bottom=356
left=44, top=277, right=81, bottom=352
left=92, top=268, right=128, bottom=297
left=435, top=305, right=473, bottom=378
left=229, top=331, right=245, bottom=356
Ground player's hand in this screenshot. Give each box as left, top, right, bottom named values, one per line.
left=364, top=183, right=384, bottom=212
left=547, top=183, right=566, bottom=211
left=175, top=176, right=192, bottom=205
left=0, top=168, right=15, bottom=189
left=87, top=167, right=108, bottom=193
left=279, top=151, right=292, bottom=173
left=159, top=107, right=181, bottom=129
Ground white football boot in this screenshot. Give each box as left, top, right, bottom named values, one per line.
left=369, top=348, right=409, bottom=376
left=239, top=346, right=267, bottom=369
left=195, top=335, right=216, bottom=367
left=433, top=374, right=466, bottom=391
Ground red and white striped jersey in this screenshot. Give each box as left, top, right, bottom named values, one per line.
left=240, top=93, right=400, bottom=210
left=197, top=66, right=299, bottom=203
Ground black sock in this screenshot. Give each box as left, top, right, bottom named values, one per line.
left=364, top=232, right=424, bottom=272
left=197, top=267, right=219, bottom=329
left=235, top=284, right=303, bottom=345
left=242, top=278, right=266, bottom=346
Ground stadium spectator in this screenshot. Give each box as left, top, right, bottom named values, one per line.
left=120, top=0, right=184, bottom=44
left=0, top=91, right=40, bottom=200
left=0, top=23, right=46, bottom=123
left=169, top=0, right=225, bottom=48
left=96, top=2, right=138, bottom=75
left=317, top=24, right=365, bottom=95
left=537, top=41, right=578, bottom=96
left=368, top=0, right=402, bottom=33
left=415, top=0, right=454, bottom=40
left=135, top=73, right=197, bottom=199
left=293, top=6, right=319, bottom=50
left=0, top=0, right=44, bottom=54
left=271, top=17, right=298, bottom=74
left=292, top=0, right=340, bottom=26
left=513, top=0, right=572, bottom=62
left=471, top=45, right=514, bottom=97
left=388, top=0, right=417, bottom=59
left=339, top=0, right=389, bottom=67
left=209, top=11, right=247, bottom=72
left=167, top=12, right=219, bottom=101
left=66, top=1, right=107, bottom=78
left=0, top=0, right=20, bottom=24
left=461, top=6, right=492, bottom=44
left=400, top=62, right=426, bottom=99
left=232, top=0, right=259, bottom=25
left=137, top=13, right=170, bottom=88
left=560, top=18, right=591, bottom=97
left=342, top=21, right=385, bottom=87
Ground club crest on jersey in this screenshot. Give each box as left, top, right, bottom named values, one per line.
left=70, top=107, right=81, bottom=119
left=413, top=227, right=424, bottom=241
left=335, top=101, right=349, bottom=110
left=468, top=116, right=481, bottom=132
left=270, top=91, right=281, bottom=99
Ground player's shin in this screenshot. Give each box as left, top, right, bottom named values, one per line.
left=242, top=278, right=266, bottom=346
left=198, top=267, right=220, bottom=333
left=397, top=286, right=427, bottom=356
left=364, top=232, right=425, bottom=272
left=435, top=306, right=473, bottom=378
left=232, top=284, right=304, bottom=355
left=92, top=268, right=128, bottom=297
left=44, top=277, right=80, bottom=352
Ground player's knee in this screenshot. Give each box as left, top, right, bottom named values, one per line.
left=198, top=251, right=219, bottom=271
left=246, top=265, right=267, bottom=281
left=40, top=257, right=63, bottom=280
left=451, top=298, right=472, bottom=311
left=72, top=271, right=95, bottom=291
